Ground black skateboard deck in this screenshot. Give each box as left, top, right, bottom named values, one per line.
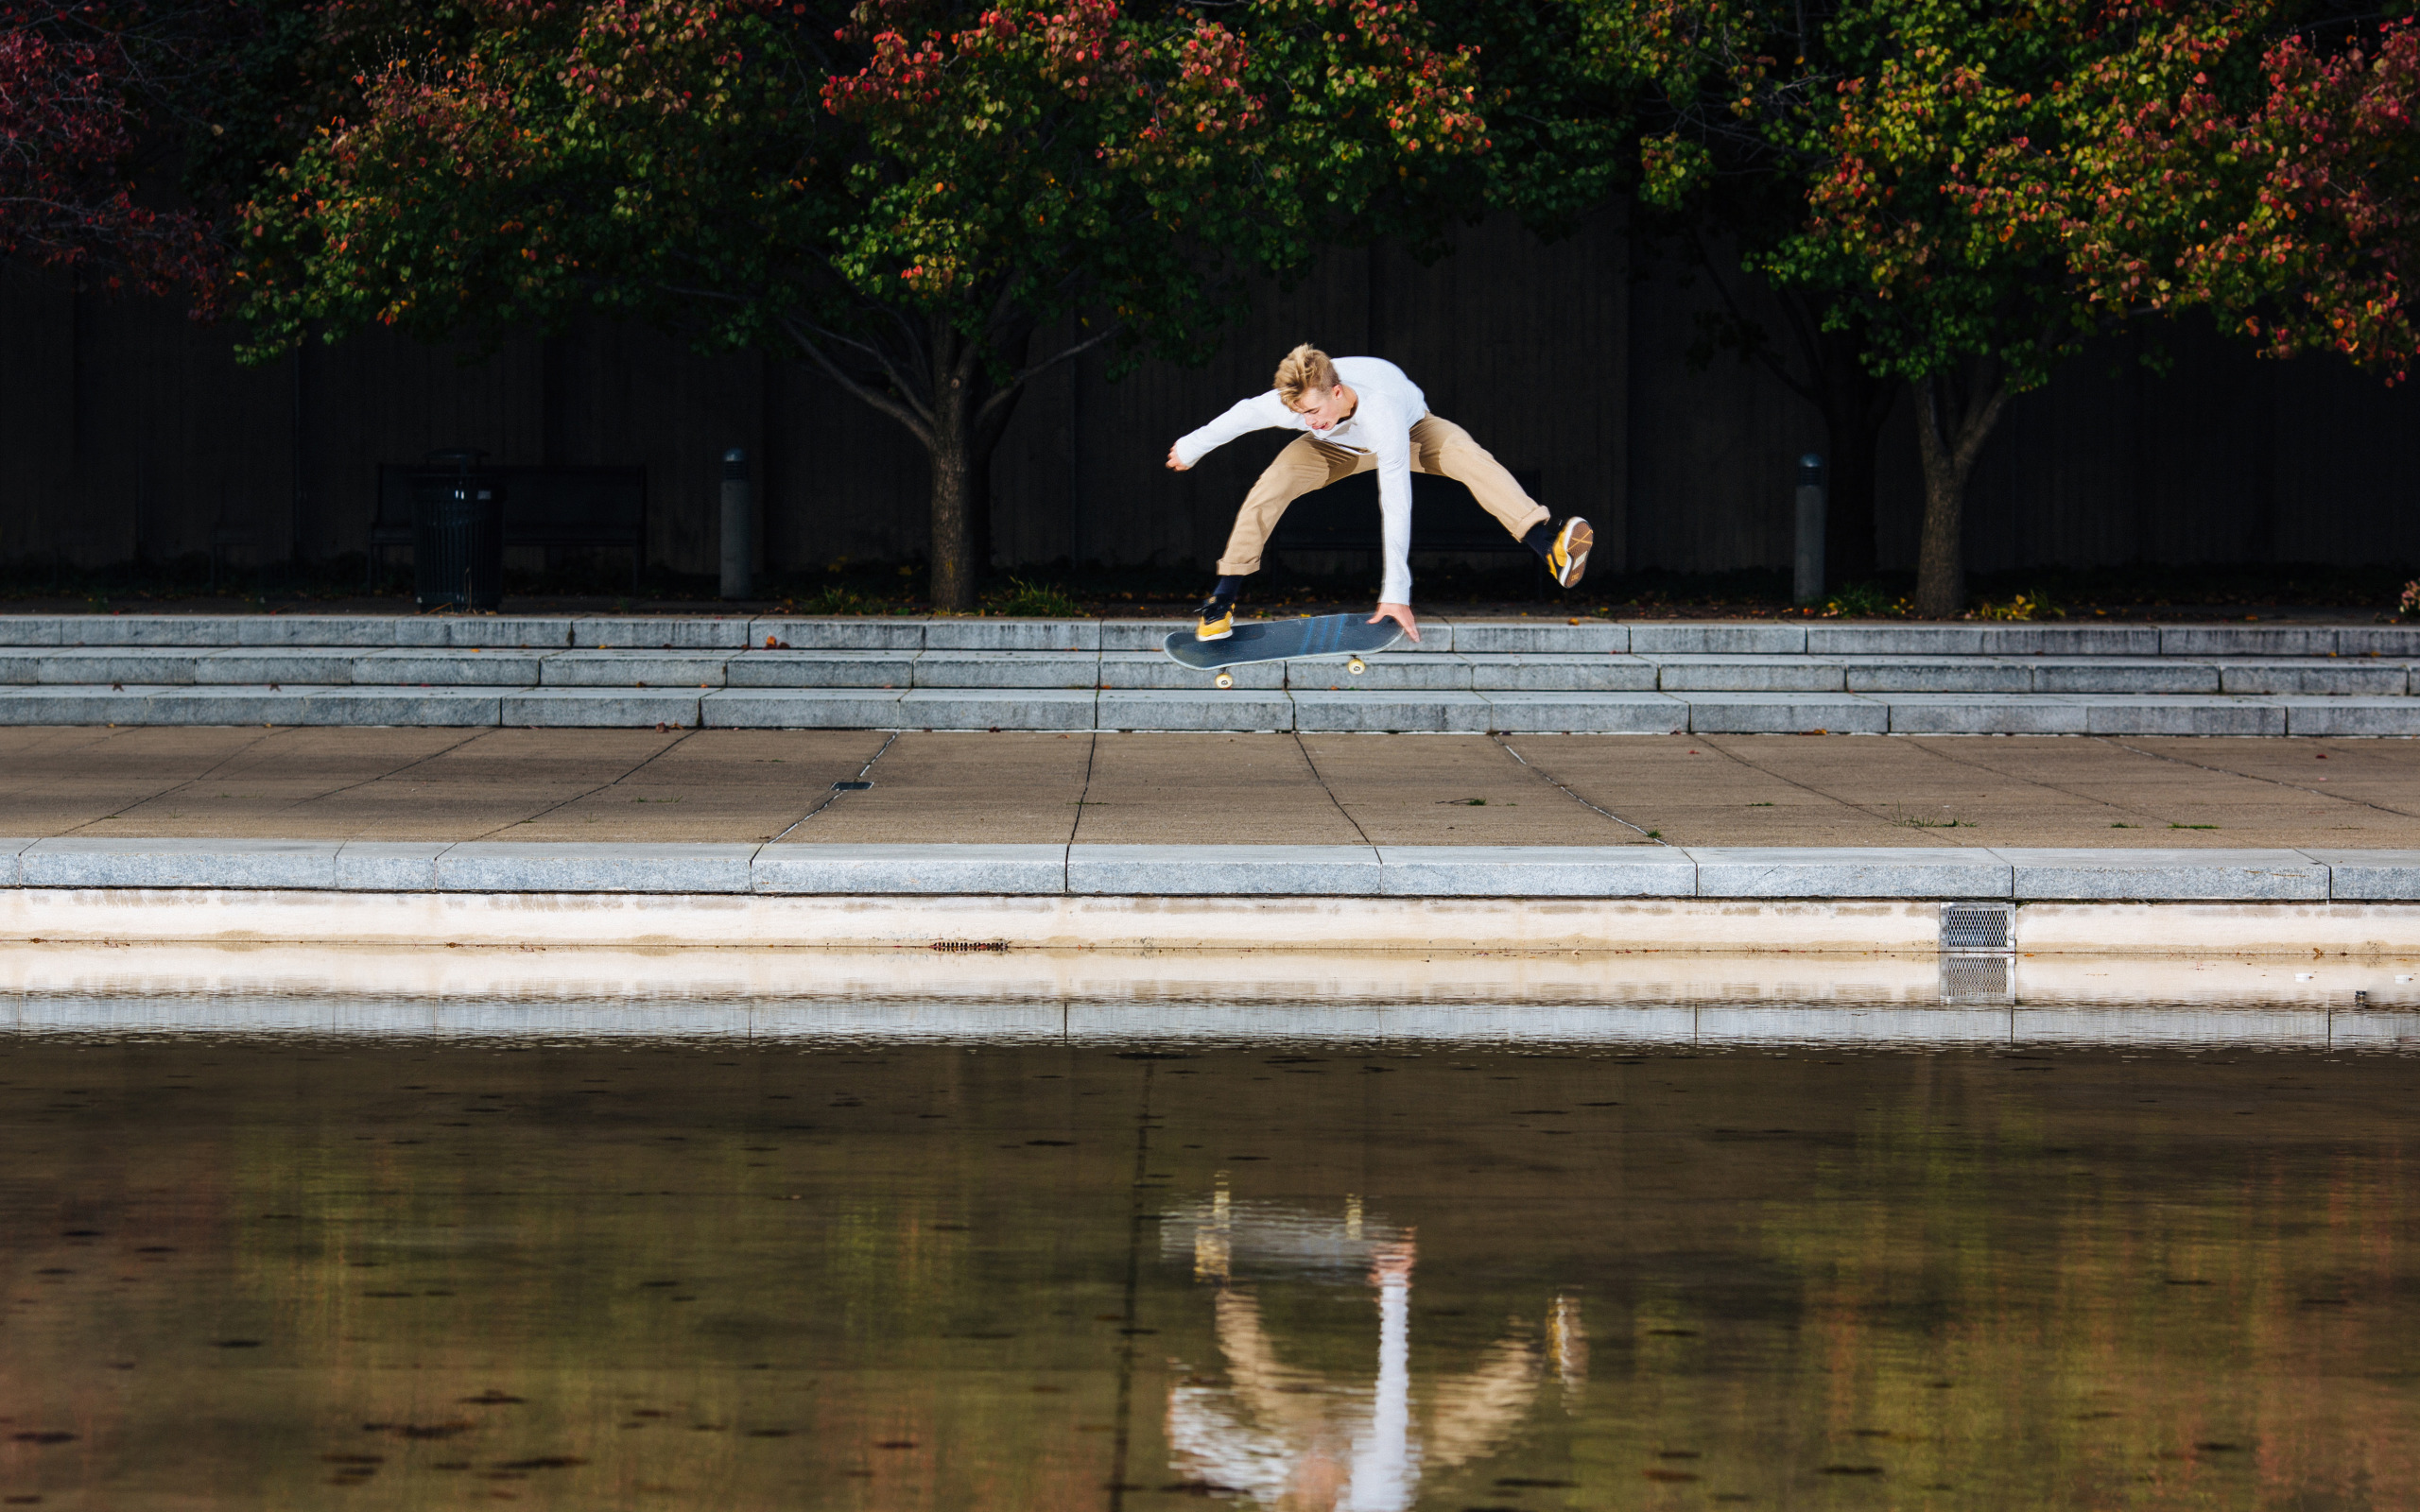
left=1163, top=612, right=1405, bottom=685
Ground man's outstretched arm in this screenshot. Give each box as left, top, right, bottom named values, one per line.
left=1167, top=392, right=1291, bottom=472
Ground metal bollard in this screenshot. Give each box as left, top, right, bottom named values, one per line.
left=719, top=447, right=752, bottom=600
left=1793, top=452, right=1826, bottom=604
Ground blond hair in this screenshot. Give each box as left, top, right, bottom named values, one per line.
left=1273, top=344, right=1339, bottom=408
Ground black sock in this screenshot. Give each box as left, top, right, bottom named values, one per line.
left=1521, top=521, right=1556, bottom=559
left=1210, top=576, right=1241, bottom=602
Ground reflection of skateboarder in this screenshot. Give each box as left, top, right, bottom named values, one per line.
left=1166, top=344, right=1593, bottom=644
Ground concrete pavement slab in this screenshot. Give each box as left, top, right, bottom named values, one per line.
left=1295, top=734, right=1599, bottom=845
left=436, top=840, right=757, bottom=892
left=335, top=839, right=451, bottom=890
left=21, top=835, right=341, bottom=888
left=1067, top=842, right=1378, bottom=894
left=1072, top=733, right=1356, bottom=846
left=504, top=689, right=703, bottom=728
left=2000, top=847, right=2330, bottom=900
left=725, top=650, right=916, bottom=688
left=1692, top=845, right=2011, bottom=898
left=896, top=689, right=1098, bottom=730
left=1680, top=692, right=1888, bottom=733
left=1480, top=692, right=1686, bottom=732
left=2305, top=850, right=2420, bottom=900
left=1095, top=689, right=1294, bottom=731
left=1376, top=845, right=1685, bottom=895
left=753, top=841, right=1066, bottom=894
left=793, top=731, right=1090, bottom=845
left=701, top=689, right=908, bottom=728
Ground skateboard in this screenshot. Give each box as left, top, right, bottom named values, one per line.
left=1162, top=611, right=1406, bottom=689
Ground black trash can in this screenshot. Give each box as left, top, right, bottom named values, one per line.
left=411, top=449, right=506, bottom=611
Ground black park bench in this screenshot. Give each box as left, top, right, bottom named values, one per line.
left=369, top=463, right=648, bottom=591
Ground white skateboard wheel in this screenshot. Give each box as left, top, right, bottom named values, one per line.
left=1347, top=658, right=1366, bottom=675
left=1215, top=672, right=1234, bottom=689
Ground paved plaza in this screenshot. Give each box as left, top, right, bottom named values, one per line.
left=4, top=724, right=2418, bottom=850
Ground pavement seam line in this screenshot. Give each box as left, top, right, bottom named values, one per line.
left=1489, top=734, right=1670, bottom=845
left=463, top=726, right=700, bottom=841
left=263, top=729, right=492, bottom=816
left=2103, top=736, right=2420, bottom=821
left=1290, top=731, right=1378, bottom=851
left=1881, top=735, right=2167, bottom=834
left=1694, top=734, right=1967, bottom=844
left=60, top=724, right=289, bottom=837
left=769, top=730, right=900, bottom=843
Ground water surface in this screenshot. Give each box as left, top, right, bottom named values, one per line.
left=4, top=1029, right=2417, bottom=1508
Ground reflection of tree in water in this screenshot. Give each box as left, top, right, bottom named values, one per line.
left=1159, top=1180, right=1584, bottom=1510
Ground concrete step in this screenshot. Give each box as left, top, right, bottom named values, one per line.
left=6, top=683, right=2419, bottom=732
left=7, top=612, right=2419, bottom=658
left=5, top=644, right=2414, bottom=696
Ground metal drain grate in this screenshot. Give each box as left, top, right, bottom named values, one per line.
left=1940, top=954, right=2012, bottom=1002
left=1941, top=902, right=2014, bottom=954
left=930, top=939, right=1008, bottom=953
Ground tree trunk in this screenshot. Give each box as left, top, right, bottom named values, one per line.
left=925, top=319, right=980, bottom=613
left=966, top=367, right=1029, bottom=582
left=1910, top=366, right=2013, bottom=619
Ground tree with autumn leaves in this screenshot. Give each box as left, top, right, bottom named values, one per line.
left=236, top=0, right=1487, bottom=610
left=0, top=0, right=246, bottom=303
left=1588, top=0, right=2420, bottom=615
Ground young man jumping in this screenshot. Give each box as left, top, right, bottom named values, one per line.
left=1165, top=344, right=1591, bottom=642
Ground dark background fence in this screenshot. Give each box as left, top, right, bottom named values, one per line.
left=1, top=206, right=2411, bottom=585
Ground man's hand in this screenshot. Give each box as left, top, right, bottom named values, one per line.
left=1165, top=446, right=1191, bottom=472
left=1368, top=602, right=1420, bottom=643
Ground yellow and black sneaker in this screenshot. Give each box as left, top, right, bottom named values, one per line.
left=1194, top=593, right=1236, bottom=642
left=1547, top=516, right=1593, bottom=589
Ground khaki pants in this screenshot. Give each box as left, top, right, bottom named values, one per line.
left=1214, top=414, right=1548, bottom=579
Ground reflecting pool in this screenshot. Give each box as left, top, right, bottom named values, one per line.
left=6, top=1028, right=2419, bottom=1508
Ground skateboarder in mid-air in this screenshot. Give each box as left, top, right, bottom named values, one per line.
left=1165, top=344, right=1592, bottom=643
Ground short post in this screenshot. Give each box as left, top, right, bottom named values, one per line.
left=719, top=447, right=752, bottom=600
left=1793, top=452, right=1826, bottom=604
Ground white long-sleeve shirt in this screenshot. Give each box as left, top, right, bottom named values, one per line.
left=1173, top=356, right=1428, bottom=603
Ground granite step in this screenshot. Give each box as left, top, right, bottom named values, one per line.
left=4, top=683, right=2417, bottom=733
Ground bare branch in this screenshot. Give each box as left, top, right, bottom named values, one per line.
left=781, top=316, right=935, bottom=451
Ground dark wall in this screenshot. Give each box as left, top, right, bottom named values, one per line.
left=2, top=206, right=2414, bottom=581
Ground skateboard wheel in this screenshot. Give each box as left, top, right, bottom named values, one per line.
left=1347, top=658, right=1366, bottom=676
left=1215, top=672, right=1234, bottom=690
